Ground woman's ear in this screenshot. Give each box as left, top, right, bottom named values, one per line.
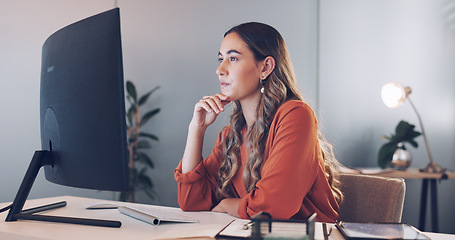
left=261, top=56, right=276, bottom=79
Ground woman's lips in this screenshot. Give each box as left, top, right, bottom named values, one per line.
left=220, top=82, right=230, bottom=89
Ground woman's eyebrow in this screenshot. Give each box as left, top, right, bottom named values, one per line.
left=218, top=49, right=241, bottom=56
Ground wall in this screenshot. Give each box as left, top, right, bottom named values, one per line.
left=319, top=0, right=455, bottom=234
left=1, top=0, right=454, bottom=234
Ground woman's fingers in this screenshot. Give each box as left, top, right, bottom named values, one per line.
left=200, top=94, right=230, bottom=114
left=203, top=98, right=221, bottom=114
left=215, top=93, right=231, bottom=108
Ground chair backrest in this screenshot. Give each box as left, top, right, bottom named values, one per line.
left=338, top=173, right=406, bottom=223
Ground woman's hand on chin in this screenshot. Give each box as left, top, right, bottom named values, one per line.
left=190, top=93, right=231, bottom=128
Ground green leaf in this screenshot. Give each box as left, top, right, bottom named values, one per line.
left=126, top=81, right=137, bottom=104
left=395, top=121, right=410, bottom=140
left=128, top=138, right=138, bottom=146
left=126, top=95, right=135, bottom=105
left=139, top=108, right=161, bottom=127
left=139, top=132, right=159, bottom=141
left=138, top=86, right=160, bottom=106
left=395, top=120, right=421, bottom=142
left=138, top=174, right=154, bottom=188
left=378, top=142, right=398, bottom=169
left=137, top=151, right=154, bottom=168
left=407, top=131, right=421, bottom=140
left=127, top=105, right=136, bottom=127
left=138, top=167, right=147, bottom=175
left=137, top=168, right=153, bottom=187
left=137, top=140, right=151, bottom=149
left=406, top=140, right=419, bottom=148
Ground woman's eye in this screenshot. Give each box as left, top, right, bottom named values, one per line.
left=218, top=57, right=223, bottom=63
left=229, top=56, right=237, bottom=62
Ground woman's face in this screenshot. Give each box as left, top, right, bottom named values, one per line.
left=216, top=32, right=264, bottom=102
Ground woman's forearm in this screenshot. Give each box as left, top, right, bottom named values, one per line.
left=211, top=198, right=240, bottom=218
left=181, top=123, right=207, bottom=173
left=181, top=94, right=230, bottom=173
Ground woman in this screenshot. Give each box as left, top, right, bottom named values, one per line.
left=174, top=22, right=342, bottom=222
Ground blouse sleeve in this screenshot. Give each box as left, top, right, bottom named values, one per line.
left=237, top=102, right=321, bottom=219
left=174, top=130, right=226, bottom=211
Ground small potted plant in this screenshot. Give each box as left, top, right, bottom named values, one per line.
left=119, top=80, right=160, bottom=202
left=378, top=120, right=421, bottom=169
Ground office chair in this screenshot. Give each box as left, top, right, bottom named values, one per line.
left=338, top=173, right=406, bottom=223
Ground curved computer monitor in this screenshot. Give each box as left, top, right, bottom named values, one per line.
left=40, top=7, right=128, bottom=191
left=5, top=8, right=129, bottom=228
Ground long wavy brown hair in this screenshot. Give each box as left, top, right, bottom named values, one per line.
left=216, top=22, right=343, bottom=204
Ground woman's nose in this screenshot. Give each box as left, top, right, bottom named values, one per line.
left=216, top=61, right=227, bottom=76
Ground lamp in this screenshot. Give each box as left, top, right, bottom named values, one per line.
left=381, top=82, right=445, bottom=173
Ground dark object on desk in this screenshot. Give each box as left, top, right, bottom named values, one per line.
left=5, top=8, right=128, bottom=228
left=335, top=221, right=430, bottom=240
left=249, top=212, right=316, bottom=240
left=0, top=204, right=12, bottom=214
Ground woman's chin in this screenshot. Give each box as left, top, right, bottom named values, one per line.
left=221, top=89, right=231, bottom=97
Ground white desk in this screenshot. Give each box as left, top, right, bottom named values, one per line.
left=0, top=196, right=453, bottom=240
left=0, top=196, right=234, bottom=240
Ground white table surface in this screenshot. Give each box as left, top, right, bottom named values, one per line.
left=0, top=196, right=453, bottom=240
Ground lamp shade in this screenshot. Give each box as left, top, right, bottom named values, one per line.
left=381, top=82, right=410, bottom=109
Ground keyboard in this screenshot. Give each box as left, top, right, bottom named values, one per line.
left=118, top=205, right=199, bottom=225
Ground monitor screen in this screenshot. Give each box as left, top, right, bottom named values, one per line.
left=40, top=7, right=129, bottom=191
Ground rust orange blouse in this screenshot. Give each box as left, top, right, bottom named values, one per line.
left=174, top=100, right=339, bottom=222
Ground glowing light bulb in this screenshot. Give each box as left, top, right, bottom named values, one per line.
left=381, top=82, right=406, bottom=109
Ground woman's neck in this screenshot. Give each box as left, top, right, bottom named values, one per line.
left=239, top=95, right=261, bottom=129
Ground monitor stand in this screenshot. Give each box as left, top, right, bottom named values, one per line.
left=5, top=150, right=122, bottom=228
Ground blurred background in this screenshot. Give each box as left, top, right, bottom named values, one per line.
left=1, top=0, right=454, bottom=234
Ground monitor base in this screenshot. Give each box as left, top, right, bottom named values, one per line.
left=5, top=151, right=121, bottom=228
